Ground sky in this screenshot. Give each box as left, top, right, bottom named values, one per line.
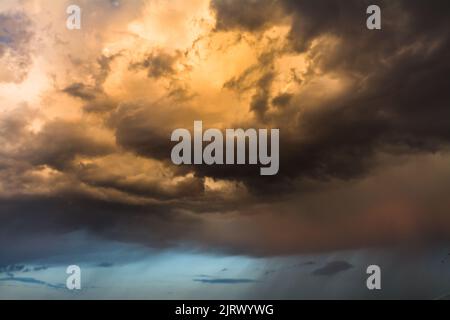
left=1, top=0, right=450, bottom=299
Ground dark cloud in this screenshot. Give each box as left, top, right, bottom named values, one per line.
left=97, top=262, right=114, bottom=268
left=199, top=0, right=450, bottom=193
left=0, top=193, right=206, bottom=265
left=312, top=261, right=353, bottom=276
left=111, top=103, right=176, bottom=161
left=21, top=120, right=114, bottom=170
left=63, top=83, right=98, bottom=101
left=108, top=102, right=204, bottom=174
left=83, top=96, right=117, bottom=113
left=298, top=261, right=315, bottom=266
left=95, top=53, right=121, bottom=88
left=0, top=275, right=65, bottom=289
left=76, top=160, right=204, bottom=200
left=193, top=277, right=257, bottom=284
left=33, top=266, right=48, bottom=271
left=281, top=0, right=367, bottom=53
left=64, top=54, right=120, bottom=112
left=0, top=264, right=47, bottom=273
left=249, top=71, right=275, bottom=121
left=211, top=0, right=284, bottom=32
left=2, top=0, right=450, bottom=264
left=130, top=50, right=182, bottom=79
left=436, top=293, right=450, bottom=300
left=0, top=104, right=35, bottom=143
left=223, top=50, right=277, bottom=94
left=109, top=0, right=120, bottom=8
left=271, top=93, right=292, bottom=108
left=0, top=264, right=25, bottom=273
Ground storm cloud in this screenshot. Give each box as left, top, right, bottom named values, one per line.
left=1, top=0, right=450, bottom=265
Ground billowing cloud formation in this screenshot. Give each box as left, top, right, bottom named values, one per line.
left=1, top=0, right=450, bottom=264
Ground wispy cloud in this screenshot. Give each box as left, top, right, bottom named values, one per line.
left=0, top=276, right=65, bottom=290
left=312, top=261, right=353, bottom=276
left=193, top=277, right=257, bottom=284
left=97, top=262, right=114, bottom=268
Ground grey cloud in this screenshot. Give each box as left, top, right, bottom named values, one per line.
left=0, top=264, right=25, bottom=273
left=33, top=266, right=48, bottom=271
left=97, top=262, right=114, bottom=268
left=108, top=102, right=195, bottom=163
left=63, top=83, right=98, bottom=101
left=21, top=120, right=114, bottom=170
left=0, top=104, right=36, bottom=143
left=76, top=160, right=204, bottom=201
left=249, top=71, right=275, bottom=121
left=83, top=97, right=117, bottom=113
left=271, top=93, right=292, bottom=108
left=264, top=270, right=275, bottom=276
left=96, top=53, right=121, bottom=88
left=194, top=277, right=257, bottom=284
left=211, top=0, right=284, bottom=32
left=0, top=264, right=47, bottom=273
left=298, top=261, right=315, bottom=266
left=0, top=194, right=205, bottom=265
left=2, top=0, right=450, bottom=263
left=64, top=54, right=120, bottom=112
left=130, top=50, right=182, bottom=79
left=196, top=0, right=450, bottom=194
left=312, top=261, right=353, bottom=276
left=0, top=276, right=65, bottom=290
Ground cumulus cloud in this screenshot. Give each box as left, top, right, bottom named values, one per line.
left=1, top=0, right=450, bottom=264
left=208, top=0, right=450, bottom=185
